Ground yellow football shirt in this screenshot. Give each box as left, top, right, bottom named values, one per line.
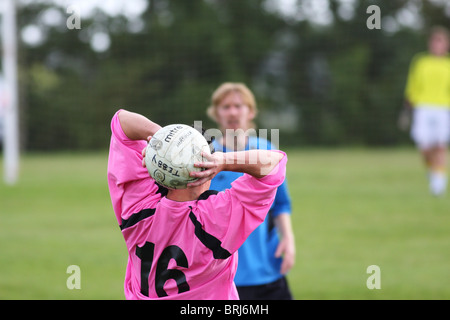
left=405, top=53, right=450, bottom=108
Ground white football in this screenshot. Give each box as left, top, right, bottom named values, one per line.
left=145, top=124, right=211, bottom=189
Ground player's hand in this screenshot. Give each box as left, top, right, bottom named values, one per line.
left=187, top=152, right=225, bottom=187
left=275, top=235, right=296, bottom=275
left=141, top=136, right=152, bottom=167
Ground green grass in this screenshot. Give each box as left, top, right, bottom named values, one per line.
left=0, top=148, right=449, bottom=299
left=0, top=152, right=126, bottom=299
left=286, top=147, right=450, bottom=299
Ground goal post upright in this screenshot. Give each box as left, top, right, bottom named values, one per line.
left=1, top=0, right=20, bottom=185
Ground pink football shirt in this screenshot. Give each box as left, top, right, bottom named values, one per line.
left=107, top=110, right=287, bottom=300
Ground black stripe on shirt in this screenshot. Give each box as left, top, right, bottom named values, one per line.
left=197, top=190, right=219, bottom=201
left=120, top=208, right=156, bottom=230
left=119, top=184, right=167, bottom=231
left=188, top=208, right=231, bottom=260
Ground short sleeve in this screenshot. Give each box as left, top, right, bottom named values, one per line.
left=271, top=179, right=292, bottom=217
left=194, top=152, right=287, bottom=254
left=107, top=110, right=165, bottom=224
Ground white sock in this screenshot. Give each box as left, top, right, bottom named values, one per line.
left=429, top=171, right=447, bottom=196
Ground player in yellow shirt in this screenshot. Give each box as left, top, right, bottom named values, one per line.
left=404, top=26, right=450, bottom=196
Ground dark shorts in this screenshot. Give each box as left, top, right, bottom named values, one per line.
left=236, top=276, right=293, bottom=300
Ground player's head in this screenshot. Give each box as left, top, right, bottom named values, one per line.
left=428, top=26, right=449, bottom=56
left=207, top=82, right=257, bottom=131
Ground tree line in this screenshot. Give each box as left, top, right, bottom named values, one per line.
left=12, top=0, right=450, bottom=150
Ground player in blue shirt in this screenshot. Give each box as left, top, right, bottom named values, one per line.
left=206, top=82, right=295, bottom=299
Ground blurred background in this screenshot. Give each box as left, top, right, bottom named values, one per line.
left=1, top=0, right=450, bottom=300
left=1, top=0, right=448, bottom=151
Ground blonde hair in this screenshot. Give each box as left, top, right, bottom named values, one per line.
left=207, top=82, right=258, bottom=128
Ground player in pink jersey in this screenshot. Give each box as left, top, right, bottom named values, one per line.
left=107, top=109, right=287, bottom=300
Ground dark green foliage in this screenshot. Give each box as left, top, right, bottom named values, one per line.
left=15, top=0, right=450, bottom=150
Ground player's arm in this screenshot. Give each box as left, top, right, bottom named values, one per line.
left=192, top=151, right=287, bottom=255
left=118, top=109, right=162, bottom=141
left=188, top=150, right=284, bottom=187
left=108, top=110, right=164, bottom=223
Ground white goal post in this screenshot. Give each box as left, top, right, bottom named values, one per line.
left=1, top=0, right=19, bottom=185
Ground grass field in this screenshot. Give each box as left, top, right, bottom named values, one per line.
left=0, top=148, right=449, bottom=299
